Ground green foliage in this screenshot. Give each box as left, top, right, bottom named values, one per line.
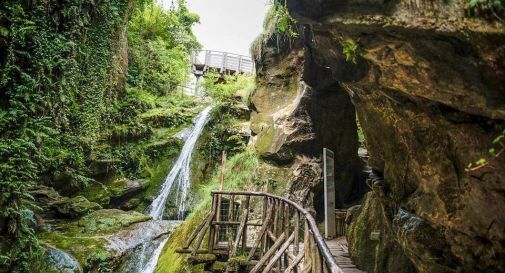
left=97, top=88, right=197, bottom=178
left=468, top=0, right=505, bottom=22
left=0, top=0, right=135, bottom=270
left=466, top=128, right=505, bottom=171
left=202, top=72, right=255, bottom=104
left=272, top=1, right=298, bottom=38
left=341, top=39, right=359, bottom=64
left=199, top=73, right=254, bottom=162
left=127, top=1, right=200, bottom=95
left=0, top=0, right=200, bottom=270
left=251, top=0, right=298, bottom=60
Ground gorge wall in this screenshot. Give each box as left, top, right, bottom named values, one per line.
left=251, top=0, right=505, bottom=272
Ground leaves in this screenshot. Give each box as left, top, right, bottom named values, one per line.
left=271, top=0, right=298, bottom=38
left=341, top=39, right=359, bottom=64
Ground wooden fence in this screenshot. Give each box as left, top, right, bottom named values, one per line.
left=178, top=191, right=344, bottom=273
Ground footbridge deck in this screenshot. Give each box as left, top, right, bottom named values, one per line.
left=177, top=191, right=366, bottom=273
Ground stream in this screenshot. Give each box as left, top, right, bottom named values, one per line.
left=126, top=105, right=214, bottom=273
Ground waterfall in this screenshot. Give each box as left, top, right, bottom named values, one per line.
left=148, top=105, right=213, bottom=220
left=129, top=105, right=213, bottom=273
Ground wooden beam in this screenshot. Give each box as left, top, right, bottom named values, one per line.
left=192, top=211, right=215, bottom=255
left=284, top=252, right=304, bottom=273
left=212, top=221, right=262, bottom=226
left=230, top=196, right=250, bottom=257
left=262, top=233, right=295, bottom=273
left=183, top=212, right=213, bottom=249
left=249, top=232, right=287, bottom=273
left=248, top=206, right=273, bottom=259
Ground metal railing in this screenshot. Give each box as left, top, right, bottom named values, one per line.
left=191, top=50, right=255, bottom=75
left=179, top=191, right=344, bottom=273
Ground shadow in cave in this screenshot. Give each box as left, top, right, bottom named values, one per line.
left=307, top=84, right=370, bottom=222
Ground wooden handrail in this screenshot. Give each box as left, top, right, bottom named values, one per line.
left=211, top=191, right=343, bottom=273
left=180, top=190, right=344, bottom=273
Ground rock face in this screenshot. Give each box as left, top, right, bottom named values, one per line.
left=252, top=0, right=505, bottom=272
left=251, top=39, right=367, bottom=212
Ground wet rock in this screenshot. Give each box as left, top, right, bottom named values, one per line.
left=51, top=196, right=101, bottom=219
left=121, top=198, right=141, bottom=211
left=44, top=246, right=83, bottom=273
left=40, top=209, right=158, bottom=272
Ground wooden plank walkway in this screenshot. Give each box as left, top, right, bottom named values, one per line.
left=325, top=237, right=366, bottom=273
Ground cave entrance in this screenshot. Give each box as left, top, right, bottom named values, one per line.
left=308, top=83, right=368, bottom=224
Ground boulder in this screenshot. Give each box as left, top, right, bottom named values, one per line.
left=44, top=246, right=83, bottom=273
left=51, top=196, right=101, bottom=219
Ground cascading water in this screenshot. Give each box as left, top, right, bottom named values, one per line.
left=148, top=105, right=213, bottom=220
left=127, top=105, right=213, bottom=273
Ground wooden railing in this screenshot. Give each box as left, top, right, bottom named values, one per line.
left=191, top=50, right=255, bottom=75
left=179, top=191, right=344, bottom=273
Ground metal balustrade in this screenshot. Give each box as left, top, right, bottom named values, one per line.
left=191, top=50, right=255, bottom=75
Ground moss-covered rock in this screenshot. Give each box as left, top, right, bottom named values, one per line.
left=346, top=192, right=415, bottom=273
left=40, top=209, right=152, bottom=272
left=51, top=196, right=102, bottom=219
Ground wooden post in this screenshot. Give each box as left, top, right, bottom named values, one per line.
left=303, top=220, right=311, bottom=272
left=242, top=197, right=249, bottom=252
left=227, top=194, right=235, bottom=255
left=208, top=194, right=218, bottom=252
left=215, top=151, right=227, bottom=245
left=278, top=202, right=284, bottom=270
left=230, top=196, right=250, bottom=257
left=284, top=203, right=290, bottom=269
left=262, top=197, right=270, bottom=255
left=220, top=151, right=227, bottom=189
left=293, top=211, right=300, bottom=273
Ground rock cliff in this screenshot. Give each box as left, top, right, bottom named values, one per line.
left=250, top=0, right=505, bottom=272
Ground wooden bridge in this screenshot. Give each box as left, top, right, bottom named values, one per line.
left=191, top=50, right=255, bottom=76
left=177, top=191, right=365, bottom=273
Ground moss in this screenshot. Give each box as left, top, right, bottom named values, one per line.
left=228, top=255, right=249, bottom=267
left=155, top=207, right=209, bottom=273
left=211, top=261, right=228, bottom=272
left=82, top=183, right=111, bottom=207
left=40, top=209, right=150, bottom=271
left=52, top=196, right=102, bottom=219
left=254, top=124, right=277, bottom=155
left=41, top=233, right=111, bottom=272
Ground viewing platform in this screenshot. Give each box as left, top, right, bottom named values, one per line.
left=191, top=50, right=255, bottom=76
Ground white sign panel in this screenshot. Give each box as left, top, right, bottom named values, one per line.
left=324, top=148, right=336, bottom=239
